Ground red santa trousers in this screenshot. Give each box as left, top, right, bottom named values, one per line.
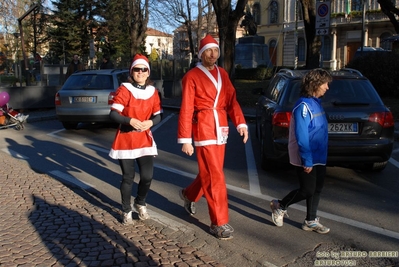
left=184, top=144, right=229, bottom=226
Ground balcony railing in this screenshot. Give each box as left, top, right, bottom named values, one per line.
left=330, top=12, right=397, bottom=25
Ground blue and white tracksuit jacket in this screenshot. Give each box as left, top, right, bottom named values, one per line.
left=288, top=97, right=328, bottom=167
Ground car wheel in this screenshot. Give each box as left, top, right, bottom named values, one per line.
left=366, top=161, right=388, bottom=172
left=62, top=122, right=78, bottom=130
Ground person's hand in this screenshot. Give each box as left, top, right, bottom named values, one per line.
left=182, top=143, right=194, bottom=156
left=139, top=120, right=153, bottom=131
left=129, top=118, right=144, bottom=131
left=303, top=166, right=313, bottom=173
left=238, top=126, right=248, bottom=144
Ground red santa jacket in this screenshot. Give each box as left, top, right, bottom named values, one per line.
left=178, top=64, right=247, bottom=146
left=109, top=83, right=162, bottom=159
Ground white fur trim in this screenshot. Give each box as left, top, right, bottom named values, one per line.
left=131, top=58, right=150, bottom=70
left=122, top=83, right=156, bottom=100
left=198, top=43, right=219, bottom=58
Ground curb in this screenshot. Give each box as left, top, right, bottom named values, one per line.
left=26, top=115, right=58, bottom=123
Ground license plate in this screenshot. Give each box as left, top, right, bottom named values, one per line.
left=328, top=123, right=358, bottom=134
left=73, top=96, right=96, bottom=103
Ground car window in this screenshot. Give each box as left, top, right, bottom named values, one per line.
left=323, top=79, right=381, bottom=104
left=116, top=72, right=129, bottom=85
left=264, top=75, right=280, bottom=99
left=285, top=80, right=301, bottom=106
left=267, top=76, right=287, bottom=102
left=62, top=75, right=113, bottom=90
left=92, top=75, right=112, bottom=89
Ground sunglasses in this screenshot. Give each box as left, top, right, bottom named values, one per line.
left=132, top=67, right=149, bottom=73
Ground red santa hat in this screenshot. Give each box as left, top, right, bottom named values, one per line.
left=130, top=54, right=150, bottom=74
left=198, top=34, right=219, bottom=58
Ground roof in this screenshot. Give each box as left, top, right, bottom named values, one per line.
left=146, top=27, right=173, bottom=38
left=277, top=68, right=364, bottom=79
left=72, top=69, right=129, bottom=75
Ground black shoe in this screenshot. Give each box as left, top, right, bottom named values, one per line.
left=179, top=189, right=196, bottom=216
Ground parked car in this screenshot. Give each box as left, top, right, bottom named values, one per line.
left=352, top=46, right=390, bottom=61
left=55, top=69, right=130, bottom=129
left=255, top=68, right=395, bottom=171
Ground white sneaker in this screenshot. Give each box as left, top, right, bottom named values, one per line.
left=270, top=199, right=288, bottom=227
left=134, top=203, right=150, bottom=220
left=302, top=217, right=330, bottom=234
left=122, top=211, right=134, bottom=225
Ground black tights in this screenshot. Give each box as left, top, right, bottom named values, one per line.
left=118, top=156, right=154, bottom=212
left=279, top=165, right=326, bottom=221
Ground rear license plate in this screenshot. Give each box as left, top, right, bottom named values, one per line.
left=328, top=123, right=358, bottom=134
left=73, top=96, right=96, bottom=103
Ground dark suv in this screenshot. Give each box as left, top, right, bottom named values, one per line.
left=255, top=68, right=395, bottom=171
left=55, top=69, right=130, bottom=129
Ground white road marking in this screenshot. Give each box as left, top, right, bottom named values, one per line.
left=388, top=157, right=399, bottom=168
left=245, top=133, right=261, bottom=195
left=1, top=148, right=29, bottom=159
left=151, top=112, right=175, bottom=131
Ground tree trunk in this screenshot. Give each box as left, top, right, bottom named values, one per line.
left=128, top=0, right=149, bottom=57
left=300, top=0, right=321, bottom=69
left=211, top=0, right=247, bottom=77
left=378, top=0, right=399, bottom=33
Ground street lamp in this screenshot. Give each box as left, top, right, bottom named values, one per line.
left=13, top=33, right=22, bottom=86
left=157, top=48, right=163, bottom=81
left=149, top=43, right=153, bottom=58
left=360, top=0, right=367, bottom=56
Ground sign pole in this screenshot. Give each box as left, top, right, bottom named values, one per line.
left=320, top=35, right=324, bottom=68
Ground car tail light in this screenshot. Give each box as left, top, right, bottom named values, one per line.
left=368, top=112, right=394, bottom=128
left=272, top=112, right=291, bottom=128
left=108, top=92, right=116, bottom=105
left=55, top=92, right=61, bottom=106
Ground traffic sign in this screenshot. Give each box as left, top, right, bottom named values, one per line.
left=316, top=1, right=331, bottom=36
left=317, top=29, right=329, bottom=35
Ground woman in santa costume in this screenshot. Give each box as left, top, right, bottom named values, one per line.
left=177, top=35, right=248, bottom=240
left=109, top=54, right=162, bottom=225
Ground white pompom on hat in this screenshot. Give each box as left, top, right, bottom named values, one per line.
left=130, top=54, right=150, bottom=75
left=198, top=34, right=220, bottom=58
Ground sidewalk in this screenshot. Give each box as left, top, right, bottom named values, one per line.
left=0, top=144, right=224, bottom=267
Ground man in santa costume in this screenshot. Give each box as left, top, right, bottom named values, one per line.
left=177, top=34, right=248, bottom=240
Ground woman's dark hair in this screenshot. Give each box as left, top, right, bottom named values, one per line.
left=300, top=68, right=332, bottom=97
left=127, top=76, right=154, bottom=86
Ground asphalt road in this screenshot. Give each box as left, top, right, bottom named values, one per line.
left=1, top=110, right=398, bottom=267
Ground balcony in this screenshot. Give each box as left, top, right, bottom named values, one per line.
left=330, top=11, right=395, bottom=25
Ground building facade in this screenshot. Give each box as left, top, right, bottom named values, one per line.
left=248, top=0, right=397, bottom=70
left=172, top=14, right=245, bottom=61
left=145, top=28, right=174, bottom=60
